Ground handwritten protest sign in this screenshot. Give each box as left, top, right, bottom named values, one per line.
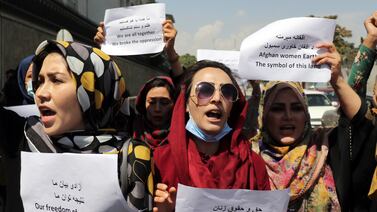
left=4, top=104, right=40, bottom=117
left=21, top=152, right=133, bottom=212
left=102, top=3, right=165, bottom=56
left=239, top=17, right=336, bottom=82
left=175, top=184, right=289, bottom=212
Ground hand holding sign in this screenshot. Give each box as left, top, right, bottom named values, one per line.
left=312, top=42, right=342, bottom=85
left=94, top=22, right=106, bottom=45
left=94, top=19, right=178, bottom=54
left=153, top=183, right=177, bottom=212
left=101, top=3, right=166, bottom=56
left=238, top=17, right=336, bottom=82
left=163, top=20, right=179, bottom=60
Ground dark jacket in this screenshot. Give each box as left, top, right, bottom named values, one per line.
left=0, top=107, right=27, bottom=212
left=328, top=101, right=377, bottom=211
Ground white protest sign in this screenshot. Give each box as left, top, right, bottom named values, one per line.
left=239, top=17, right=336, bottom=82
left=175, top=183, right=289, bottom=212
left=196, top=49, right=248, bottom=94
left=4, top=104, right=40, bottom=117
left=102, top=3, right=165, bottom=56
left=21, top=152, right=133, bottom=212
left=197, top=49, right=240, bottom=72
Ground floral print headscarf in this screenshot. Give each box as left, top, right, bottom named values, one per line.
left=251, top=81, right=340, bottom=211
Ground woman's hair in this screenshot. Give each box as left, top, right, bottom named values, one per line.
left=147, top=78, right=175, bottom=99
left=32, top=46, right=65, bottom=91
left=183, top=60, right=239, bottom=103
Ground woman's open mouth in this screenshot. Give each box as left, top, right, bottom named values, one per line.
left=205, top=109, right=223, bottom=121
left=280, top=125, right=295, bottom=135
left=39, top=107, right=57, bottom=126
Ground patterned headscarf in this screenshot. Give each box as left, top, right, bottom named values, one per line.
left=32, top=40, right=126, bottom=130
left=26, top=40, right=154, bottom=211
left=251, top=81, right=340, bottom=211
left=27, top=40, right=126, bottom=154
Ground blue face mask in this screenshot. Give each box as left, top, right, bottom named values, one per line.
left=26, top=80, right=35, bottom=98
left=185, top=116, right=232, bottom=142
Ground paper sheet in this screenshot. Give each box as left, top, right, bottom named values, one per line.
left=102, top=3, right=166, bottom=56
left=21, top=152, right=133, bottom=212
left=4, top=104, right=39, bottom=117
left=175, top=183, right=289, bottom=212
left=239, top=17, right=336, bottom=82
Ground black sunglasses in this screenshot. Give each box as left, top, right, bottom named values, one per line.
left=191, top=81, right=239, bottom=105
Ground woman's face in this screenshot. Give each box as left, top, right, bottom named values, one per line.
left=187, top=67, right=234, bottom=135
left=24, top=63, right=33, bottom=88
left=35, top=52, right=84, bottom=136
left=266, top=88, right=307, bottom=145
left=145, top=86, right=173, bottom=128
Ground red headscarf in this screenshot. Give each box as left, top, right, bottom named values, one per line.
left=153, top=82, right=270, bottom=190
left=133, top=76, right=175, bottom=149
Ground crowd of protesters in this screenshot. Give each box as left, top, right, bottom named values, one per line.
left=0, top=8, right=377, bottom=212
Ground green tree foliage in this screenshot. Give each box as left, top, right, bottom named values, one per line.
left=327, top=15, right=358, bottom=69
left=179, top=53, right=197, bottom=68
left=309, top=15, right=358, bottom=69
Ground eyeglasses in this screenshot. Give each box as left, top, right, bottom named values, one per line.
left=191, top=81, right=239, bottom=105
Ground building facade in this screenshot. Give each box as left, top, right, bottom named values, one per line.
left=0, top=0, right=169, bottom=96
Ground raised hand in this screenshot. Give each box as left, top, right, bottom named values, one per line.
left=363, top=11, right=377, bottom=48
left=94, top=22, right=105, bottom=46
left=312, top=42, right=342, bottom=85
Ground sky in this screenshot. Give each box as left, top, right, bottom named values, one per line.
left=155, top=0, right=377, bottom=55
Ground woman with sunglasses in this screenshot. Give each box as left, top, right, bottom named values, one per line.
left=0, top=40, right=153, bottom=212
left=250, top=42, right=376, bottom=211
left=152, top=60, right=270, bottom=212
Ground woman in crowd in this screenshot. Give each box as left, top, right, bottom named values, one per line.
left=348, top=11, right=377, bottom=99
left=250, top=41, right=376, bottom=211
left=0, top=55, right=34, bottom=210
left=133, top=76, right=176, bottom=149
left=152, top=60, right=270, bottom=211
left=0, top=40, right=153, bottom=211
left=252, top=80, right=341, bottom=211
left=344, top=11, right=377, bottom=209
left=95, top=19, right=183, bottom=142
left=17, top=55, right=35, bottom=104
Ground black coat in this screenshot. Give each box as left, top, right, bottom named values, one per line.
left=0, top=107, right=27, bottom=212
left=328, top=101, right=377, bottom=211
